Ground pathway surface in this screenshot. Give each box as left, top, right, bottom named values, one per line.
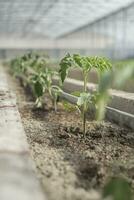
left=0, top=65, right=47, bottom=200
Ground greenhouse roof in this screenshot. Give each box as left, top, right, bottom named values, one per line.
left=0, top=0, right=134, bottom=39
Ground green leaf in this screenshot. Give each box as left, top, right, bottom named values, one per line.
left=71, top=91, right=81, bottom=97
left=62, top=100, right=76, bottom=112
left=95, top=71, right=113, bottom=121
left=34, top=81, right=43, bottom=97
left=35, top=97, right=43, bottom=108
left=86, top=56, right=112, bottom=73
left=98, top=70, right=113, bottom=94
left=59, top=53, right=72, bottom=83
left=77, top=92, right=91, bottom=108
left=114, top=65, right=134, bottom=88
left=59, top=54, right=112, bottom=85
left=73, top=54, right=92, bottom=72
left=73, top=54, right=83, bottom=68
left=103, top=177, right=132, bottom=200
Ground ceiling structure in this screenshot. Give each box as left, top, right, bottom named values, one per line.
left=0, top=0, right=134, bottom=39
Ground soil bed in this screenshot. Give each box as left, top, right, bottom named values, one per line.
left=7, top=71, right=134, bottom=200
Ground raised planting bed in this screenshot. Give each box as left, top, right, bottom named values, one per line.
left=5, top=66, right=134, bottom=200
left=50, top=63, right=134, bottom=93
left=53, top=77, right=134, bottom=130
left=0, top=66, right=47, bottom=200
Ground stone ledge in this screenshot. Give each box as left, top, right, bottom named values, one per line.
left=106, top=106, right=134, bottom=130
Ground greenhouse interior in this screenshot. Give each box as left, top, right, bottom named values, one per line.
left=0, top=0, right=134, bottom=200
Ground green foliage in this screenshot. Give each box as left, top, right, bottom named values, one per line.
left=71, top=91, right=81, bottom=97
left=59, top=53, right=112, bottom=84
left=96, top=63, right=134, bottom=121
left=72, top=54, right=112, bottom=74
left=114, top=65, right=134, bottom=88
left=51, top=85, right=62, bottom=112
left=34, top=81, right=44, bottom=97
left=95, top=71, right=113, bottom=121
left=12, top=52, right=133, bottom=136
left=62, top=101, right=76, bottom=112
left=59, top=53, right=73, bottom=83
left=73, top=54, right=91, bottom=71
left=113, top=58, right=134, bottom=69
left=62, top=91, right=81, bottom=112
left=102, top=177, right=132, bottom=200
left=77, top=92, right=91, bottom=109
left=87, top=56, right=112, bottom=72
left=59, top=53, right=112, bottom=135
left=30, top=73, right=45, bottom=97
left=11, top=57, right=28, bottom=76
left=10, top=52, right=58, bottom=109
left=98, top=71, right=113, bottom=94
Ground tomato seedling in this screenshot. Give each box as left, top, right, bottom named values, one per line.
left=59, top=53, right=112, bottom=136
left=11, top=52, right=59, bottom=110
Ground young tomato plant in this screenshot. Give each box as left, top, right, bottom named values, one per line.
left=11, top=52, right=59, bottom=110
left=30, top=67, right=58, bottom=108
left=59, top=53, right=112, bottom=136
left=30, top=72, right=46, bottom=108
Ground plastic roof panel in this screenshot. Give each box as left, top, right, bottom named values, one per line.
left=0, top=0, right=133, bottom=38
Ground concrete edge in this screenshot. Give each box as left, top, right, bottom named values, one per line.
left=0, top=66, right=47, bottom=200
left=53, top=77, right=134, bottom=115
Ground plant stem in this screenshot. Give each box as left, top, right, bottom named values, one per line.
left=82, top=71, right=88, bottom=137
left=54, top=97, right=57, bottom=112
left=83, top=71, right=88, bottom=92
left=83, top=110, right=86, bottom=137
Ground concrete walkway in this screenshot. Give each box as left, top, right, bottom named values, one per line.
left=0, top=66, right=47, bottom=200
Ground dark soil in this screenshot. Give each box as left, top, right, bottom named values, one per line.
left=7, top=71, right=134, bottom=200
